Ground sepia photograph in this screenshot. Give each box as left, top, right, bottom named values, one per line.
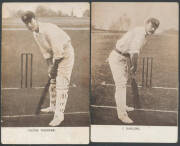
left=91, top=2, right=178, bottom=142
left=1, top=2, right=90, bottom=144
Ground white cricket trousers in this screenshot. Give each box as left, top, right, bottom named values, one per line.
left=108, top=50, right=128, bottom=114
left=49, top=41, right=74, bottom=117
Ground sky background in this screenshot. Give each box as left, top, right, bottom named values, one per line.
left=2, top=3, right=89, bottom=18
left=2, top=2, right=178, bottom=31
left=92, top=2, right=179, bottom=31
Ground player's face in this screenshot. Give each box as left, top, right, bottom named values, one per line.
left=26, top=18, right=39, bottom=32
left=145, top=22, right=156, bottom=35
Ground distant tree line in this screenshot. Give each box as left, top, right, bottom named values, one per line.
left=109, top=13, right=131, bottom=31
left=12, top=5, right=90, bottom=18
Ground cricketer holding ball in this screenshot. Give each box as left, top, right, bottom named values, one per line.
left=21, top=11, right=74, bottom=126
left=108, top=18, right=160, bottom=124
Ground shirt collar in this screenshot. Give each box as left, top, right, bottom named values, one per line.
left=144, top=27, right=152, bottom=38
left=143, top=27, right=148, bottom=38
left=34, top=22, right=43, bottom=34
left=38, top=22, right=43, bottom=33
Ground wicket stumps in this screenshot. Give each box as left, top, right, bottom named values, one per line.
left=142, top=57, right=153, bottom=88
left=21, top=53, right=33, bottom=88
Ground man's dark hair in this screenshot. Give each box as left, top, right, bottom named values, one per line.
left=21, top=11, right=35, bottom=24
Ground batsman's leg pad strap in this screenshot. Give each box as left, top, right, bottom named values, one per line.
left=49, top=83, right=56, bottom=107
left=55, top=89, right=68, bottom=113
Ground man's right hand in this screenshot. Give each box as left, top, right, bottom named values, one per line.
left=48, top=64, right=57, bottom=79
left=47, top=58, right=62, bottom=79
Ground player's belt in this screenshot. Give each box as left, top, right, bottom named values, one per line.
left=114, top=48, right=130, bottom=58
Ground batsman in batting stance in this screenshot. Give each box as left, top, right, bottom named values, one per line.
left=108, top=18, right=160, bottom=124
left=21, top=11, right=74, bottom=126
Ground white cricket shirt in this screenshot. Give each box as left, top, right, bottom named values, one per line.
left=33, top=22, right=71, bottom=60
left=116, top=27, right=147, bottom=54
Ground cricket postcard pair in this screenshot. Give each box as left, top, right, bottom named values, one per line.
left=1, top=2, right=179, bottom=144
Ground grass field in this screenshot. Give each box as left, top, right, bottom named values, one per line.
left=1, top=17, right=90, bottom=127
left=91, top=30, right=178, bottom=126
left=1, top=88, right=90, bottom=127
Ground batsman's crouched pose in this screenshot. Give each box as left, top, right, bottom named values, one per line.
left=108, top=18, right=160, bottom=124
left=21, top=11, right=74, bottom=126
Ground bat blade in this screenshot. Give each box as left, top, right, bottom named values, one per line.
left=35, top=78, right=51, bottom=115
left=131, top=78, right=141, bottom=109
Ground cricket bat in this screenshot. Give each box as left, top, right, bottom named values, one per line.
left=131, top=77, right=141, bottom=109
left=129, top=56, right=141, bottom=109
left=35, top=77, right=51, bottom=115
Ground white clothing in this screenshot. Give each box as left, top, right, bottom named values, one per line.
left=116, top=27, right=147, bottom=54
left=34, top=22, right=74, bottom=126
left=109, top=26, right=147, bottom=119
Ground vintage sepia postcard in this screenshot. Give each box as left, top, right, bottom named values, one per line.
left=1, top=2, right=90, bottom=144
left=91, top=2, right=178, bottom=143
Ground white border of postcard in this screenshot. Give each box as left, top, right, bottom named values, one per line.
left=1, top=127, right=89, bottom=144
left=91, top=125, right=178, bottom=143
